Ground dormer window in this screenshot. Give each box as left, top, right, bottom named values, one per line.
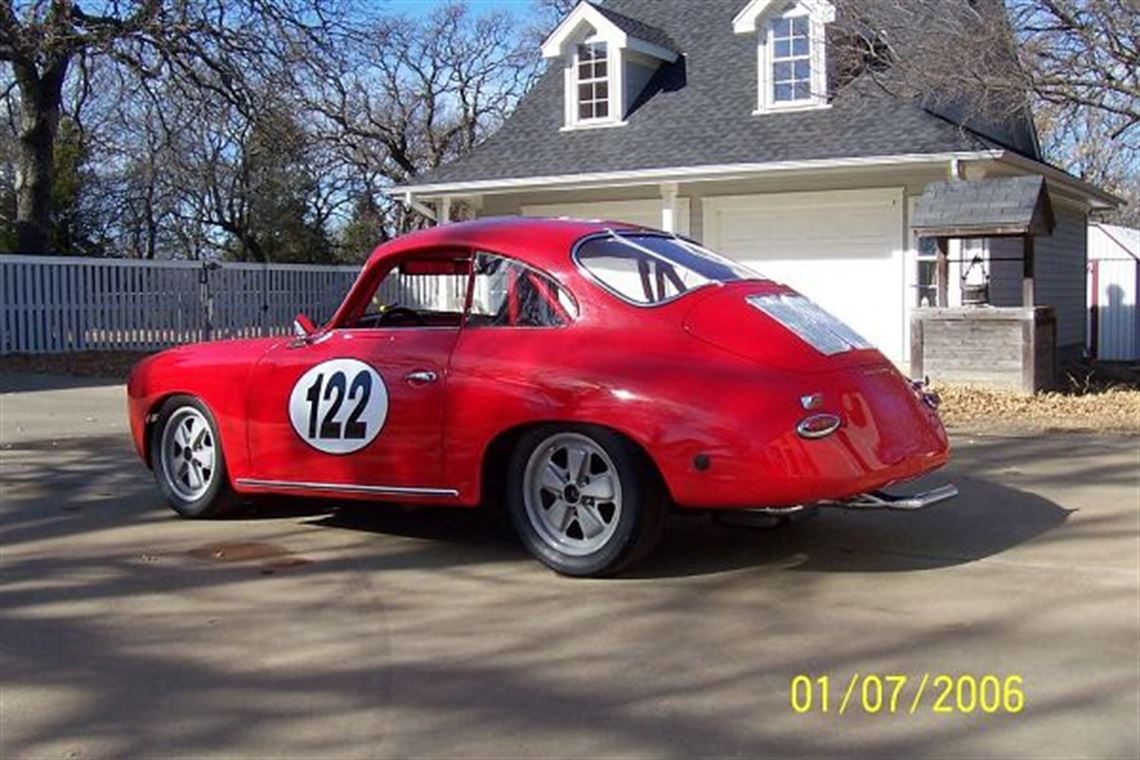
left=577, top=42, right=610, bottom=121
left=771, top=17, right=811, bottom=103
left=541, top=1, right=680, bottom=132
left=734, top=0, right=834, bottom=114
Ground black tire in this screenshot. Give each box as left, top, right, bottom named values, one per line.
left=150, top=395, right=241, bottom=518
left=506, top=424, right=666, bottom=577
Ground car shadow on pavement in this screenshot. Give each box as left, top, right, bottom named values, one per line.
left=299, top=472, right=1074, bottom=579
left=628, top=475, right=1074, bottom=578
left=0, top=429, right=1082, bottom=581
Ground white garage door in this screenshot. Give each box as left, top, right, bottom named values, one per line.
left=704, top=189, right=906, bottom=361
left=520, top=199, right=690, bottom=236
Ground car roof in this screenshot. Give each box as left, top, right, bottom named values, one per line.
left=365, top=216, right=649, bottom=274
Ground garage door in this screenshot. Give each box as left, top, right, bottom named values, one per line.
left=704, top=189, right=906, bottom=361
left=520, top=199, right=690, bottom=236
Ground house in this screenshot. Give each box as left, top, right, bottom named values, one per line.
left=1088, top=223, right=1139, bottom=362
left=396, top=0, right=1117, bottom=371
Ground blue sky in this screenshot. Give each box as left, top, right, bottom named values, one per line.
left=383, top=0, right=535, bottom=18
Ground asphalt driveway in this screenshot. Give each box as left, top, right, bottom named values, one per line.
left=1, top=372, right=1138, bottom=759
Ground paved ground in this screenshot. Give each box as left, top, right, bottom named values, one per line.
left=1, top=372, right=1137, bottom=759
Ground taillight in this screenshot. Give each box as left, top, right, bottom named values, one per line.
left=910, top=377, right=941, bottom=411
left=796, top=413, right=842, bottom=439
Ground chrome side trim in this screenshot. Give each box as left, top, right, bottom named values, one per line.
left=235, top=478, right=459, bottom=497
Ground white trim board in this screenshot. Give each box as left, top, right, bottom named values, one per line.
left=397, top=151, right=1002, bottom=197
left=520, top=198, right=691, bottom=236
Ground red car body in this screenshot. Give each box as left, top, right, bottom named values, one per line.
left=128, top=217, right=950, bottom=516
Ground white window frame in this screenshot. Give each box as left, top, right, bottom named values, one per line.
left=561, top=35, right=627, bottom=131
left=574, top=41, right=612, bottom=124
left=753, top=5, right=830, bottom=114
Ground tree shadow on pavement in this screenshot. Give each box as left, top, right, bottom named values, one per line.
left=2, top=430, right=1137, bottom=759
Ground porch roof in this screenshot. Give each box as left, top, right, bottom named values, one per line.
left=912, top=175, right=1055, bottom=239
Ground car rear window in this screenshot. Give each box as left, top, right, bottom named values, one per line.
left=575, top=233, right=762, bottom=306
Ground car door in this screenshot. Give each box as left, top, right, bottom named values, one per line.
left=243, top=259, right=467, bottom=495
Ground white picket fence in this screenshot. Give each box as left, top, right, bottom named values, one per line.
left=0, top=256, right=364, bottom=354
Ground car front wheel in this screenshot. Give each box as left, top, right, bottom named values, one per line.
left=507, top=425, right=666, bottom=577
left=151, top=395, right=240, bottom=518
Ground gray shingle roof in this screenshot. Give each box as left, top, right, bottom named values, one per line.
left=409, top=0, right=1039, bottom=188
left=912, top=176, right=1055, bottom=237
left=589, top=2, right=680, bottom=55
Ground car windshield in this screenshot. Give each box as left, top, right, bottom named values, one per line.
left=575, top=232, right=762, bottom=306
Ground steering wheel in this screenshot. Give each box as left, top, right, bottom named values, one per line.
left=378, top=306, right=428, bottom=327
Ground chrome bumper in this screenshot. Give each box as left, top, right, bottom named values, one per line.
left=820, top=483, right=959, bottom=511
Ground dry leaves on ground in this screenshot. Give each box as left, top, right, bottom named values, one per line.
left=936, top=385, right=1140, bottom=434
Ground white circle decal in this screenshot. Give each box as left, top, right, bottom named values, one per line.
left=288, top=359, right=388, bottom=454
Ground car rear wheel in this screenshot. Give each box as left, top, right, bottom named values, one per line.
left=507, top=425, right=666, bottom=577
left=151, top=395, right=240, bottom=518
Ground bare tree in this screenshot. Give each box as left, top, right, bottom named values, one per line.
left=0, top=0, right=351, bottom=254
left=303, top=2, right=540, bottom=235
left=831, top=0, right=1138, bottom=216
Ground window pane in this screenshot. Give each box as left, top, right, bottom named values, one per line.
left=578, top=44, right=594, bottom=62
left=594, top=59, right=607, bottom=78
left=356, top=258, right=469, bottom=328
left=576, top=234, right=760, bottom=306
left=794, top=60, right=811, bottom=79
left=792, top=16, right=809, bottom=36
left=595, top=101, right=609, bottom=118
left=578, top=83, right=593, bottom=101
left=773, top=61, right=792, bottom=81
left=579, top=102, right=594, bottom=120
left=774, top=82, right=794, bottom=101
left=596, top=81, right=608, bottom=99
left=772, top=17, right=790, bottom=36
left=774, top=39, right=792, bottom=58
left=793, top=36, right=809, bottom=56
left=794, top=80, right=811, bottom=99
left=468, top=253, right=576, bottom=327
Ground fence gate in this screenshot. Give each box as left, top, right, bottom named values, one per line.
left=0, top=256, right=362, bottom=354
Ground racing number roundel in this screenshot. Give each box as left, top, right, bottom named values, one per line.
left=288, top=359, right=388, bottom=454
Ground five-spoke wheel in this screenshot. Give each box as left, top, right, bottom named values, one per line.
left=508, top=425, right=665, bottom=576
left=159, top=406, right=216, bottom=502
left=151, top=395, right=239, bottom=518
left=523, top=432, right=623, bottom=557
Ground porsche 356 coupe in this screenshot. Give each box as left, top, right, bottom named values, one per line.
left=128, top=217, right=956, bottom=576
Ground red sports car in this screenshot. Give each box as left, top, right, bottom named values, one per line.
left=128, top=218, right=955, bottom=576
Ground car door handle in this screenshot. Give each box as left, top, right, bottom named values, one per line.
left=404, top=370, right=438, bottom=386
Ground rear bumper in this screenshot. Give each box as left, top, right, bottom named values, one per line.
left=819, top=483, right=959, bottom=511
left=709, top=482, right=957, bottom=527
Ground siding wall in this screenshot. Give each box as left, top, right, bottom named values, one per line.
left=1034, top=204, right=1088, bottom=351
left=1087, top=223, right=1139, bottom=361
left=987, top=237, right=1024, bottom=307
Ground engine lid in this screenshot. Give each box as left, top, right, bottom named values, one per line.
left=682, top=281, right=887, bottom=373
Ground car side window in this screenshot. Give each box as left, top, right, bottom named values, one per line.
left=467, top=252, right=577, bottom=328
left=350, top=253, right=471, bottom=329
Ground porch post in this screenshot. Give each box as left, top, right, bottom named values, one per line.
left=1022, top=234, right=1036, bottom=308
left=440, top=196, right=453, bottom=225
left=935, top=237, right=950, bottom=307
left=660, top=182, right=679, bottom=233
